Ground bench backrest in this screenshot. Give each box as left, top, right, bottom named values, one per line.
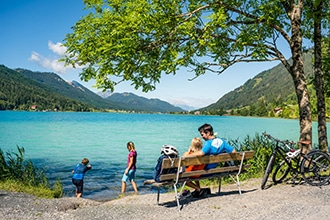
left=161, top=150, right=254, bottom=170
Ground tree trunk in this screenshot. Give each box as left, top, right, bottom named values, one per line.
left=286, top=0, right=312, bottom=154
left=314, top=0, right=328, bottom=151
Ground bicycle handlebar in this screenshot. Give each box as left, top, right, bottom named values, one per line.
left=262, top=132, right=296, bottom=147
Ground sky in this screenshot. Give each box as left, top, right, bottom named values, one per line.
left=0, top=0, right=293, bottom=110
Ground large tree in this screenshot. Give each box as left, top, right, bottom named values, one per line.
left=63, top=0, right=314, bottom=151
left=304, top=0, right=330, bottom=151
left=312, top=0, right=328, bottom=151
left=323, top=36, right=330, bottom=97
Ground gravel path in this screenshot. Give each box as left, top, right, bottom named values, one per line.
left=1, top=178, right=329, bottom=220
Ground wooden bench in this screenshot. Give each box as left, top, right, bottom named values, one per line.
left=144, top=150, right=254, bottom=210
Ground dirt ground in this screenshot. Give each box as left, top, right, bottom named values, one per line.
left=1, top=178, right=329, bottom=219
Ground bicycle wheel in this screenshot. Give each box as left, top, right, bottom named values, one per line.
left=300, top=150, right=330, bottom=186
left=272, top=160, right=290, bottom=184
left=261, top=153, right=276, bottom=190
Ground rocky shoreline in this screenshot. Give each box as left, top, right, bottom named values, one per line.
left=1, top=178, right=329, bottom=219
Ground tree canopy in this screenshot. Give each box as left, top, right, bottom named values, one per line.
left=63, top=0, right=303, bottom=92
left=63, top=0, right=329, bottom=148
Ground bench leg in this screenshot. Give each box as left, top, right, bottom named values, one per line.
left=218, top=177, right=222, bottom=194
left=229, top=174, right=242, bottom=195
left=157, top=187, right=160, bottom=205
left=236, top=174, right=242, bottom=195
left=174, top=181, right=188, bottom=211
left=174, top=184, right=181, bottom=211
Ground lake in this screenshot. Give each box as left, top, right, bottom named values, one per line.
left=0, top=111, right=326, bottom=200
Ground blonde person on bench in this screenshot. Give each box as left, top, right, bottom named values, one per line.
left=188, top=123, right=236, bottom=198
left=182, top=137, right=205, bottom=196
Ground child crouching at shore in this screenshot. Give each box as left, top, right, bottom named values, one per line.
left=72, top=158, right=92, bottom=198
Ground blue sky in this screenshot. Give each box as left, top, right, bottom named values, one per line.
left=1, top=0, right=293, bottom=109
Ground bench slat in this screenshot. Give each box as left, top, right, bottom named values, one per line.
left=161, top=150, right=254, bottom=169
left=159, top=164, right=251, bottom=181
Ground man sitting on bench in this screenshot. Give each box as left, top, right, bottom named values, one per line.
left=187, top=123, right=236, bottom=198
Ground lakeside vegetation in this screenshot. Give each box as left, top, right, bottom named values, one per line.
left=0, top=146, right=62, bottom=198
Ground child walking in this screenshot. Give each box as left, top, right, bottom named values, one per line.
left=72, top=158, right=92, bottom=198
left=121, top=141, right=138, bottom=193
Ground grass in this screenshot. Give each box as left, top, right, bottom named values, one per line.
left=0, top=146, right=63, bottom=198
left=0, top=179, right=62, bottom=198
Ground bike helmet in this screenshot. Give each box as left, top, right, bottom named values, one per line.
left=161, top=144, right=179, bottom=156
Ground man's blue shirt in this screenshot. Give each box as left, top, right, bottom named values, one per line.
left=201, top=138, right=234, bottom=155
left=202, top=137, right=235, bottom=169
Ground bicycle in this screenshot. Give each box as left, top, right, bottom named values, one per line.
left=261, top=132, right=330, bottom=190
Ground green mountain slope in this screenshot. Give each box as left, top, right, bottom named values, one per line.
left=16, top=68, right=124, bottom=110
left=0, top=65, right=184, bottom=113
left=200, top=52, right=313, bottom=112
left=0, top=65, right=94, bottom=111
left=106, top=92, right=183, bottom=113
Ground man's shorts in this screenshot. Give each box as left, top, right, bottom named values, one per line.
left=72, top=178, right=84, bottom=193
left=122, top=169, right=136, bottom=182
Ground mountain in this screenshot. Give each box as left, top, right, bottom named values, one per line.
left=104, top=92, right=184, bottom=113
left=200, top=51, right=313, bottom=112
left=16, top=68, right=125, bottom=110
left=3, top=51, right=314, bottom=114
left=0, top=65, right=94, bottom=111
left=0, top=65, right=185, bottom=113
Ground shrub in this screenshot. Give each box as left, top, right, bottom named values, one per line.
left=0, top=146, right=63, bottom=198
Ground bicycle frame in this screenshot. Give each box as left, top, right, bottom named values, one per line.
left=261, top=132, right=330, bottom=189
left=272, top=142, right=304, bottom=183
left=261, top=133, right=299, bottom=189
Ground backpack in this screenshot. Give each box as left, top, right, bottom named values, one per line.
left=153, top=154, right=178, bottom=182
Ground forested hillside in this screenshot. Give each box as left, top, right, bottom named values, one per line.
left=105, top=92, right=183, bottom=112
left=198, top=51, right=330, bottom=119
left=0, top=65, right=94, bottom=111
left=16, top=68, right=125, bottom=110
left=0, top=65, right=184, bottom=113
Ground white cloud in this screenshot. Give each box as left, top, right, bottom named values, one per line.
left=29, top=51, right=71, bottom=74
left=48, top=41, right=66, bottom=56
left=29, top=41, right=83, bottom=74
left=29, top=51, right=41, bottom=62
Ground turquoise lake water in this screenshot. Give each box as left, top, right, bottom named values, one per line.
left=0, top=111, right=327, bottom=200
